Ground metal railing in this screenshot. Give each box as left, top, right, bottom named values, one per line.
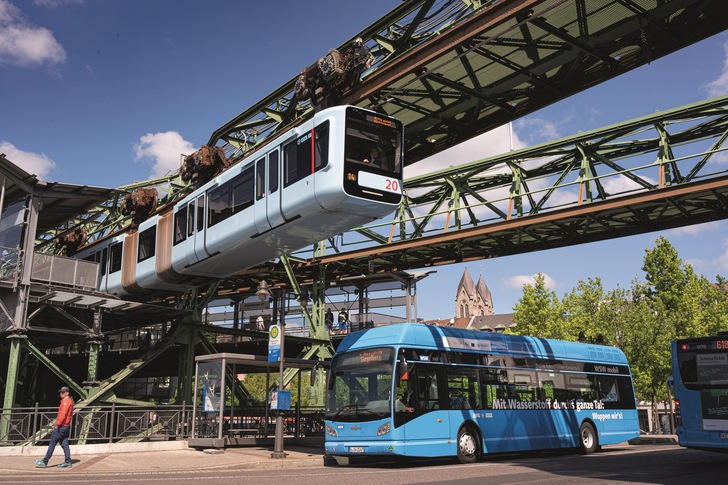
left=0, top=403, right=191, bottom=446
left=30, top=252, right=98, bottom=291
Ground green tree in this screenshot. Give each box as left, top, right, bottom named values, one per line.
left=641, top=236, right=688, bottom=313
left=561, top=279, right=632, bottom=348
left=510, top=273, right=565, bottom=339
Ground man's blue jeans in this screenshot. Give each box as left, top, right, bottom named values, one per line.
left=43, top=425, right=71, bottom=464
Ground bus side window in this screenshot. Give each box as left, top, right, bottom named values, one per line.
left=447, top=368, right=479, bottom=409
left=415, top=368, right=441, bottom=412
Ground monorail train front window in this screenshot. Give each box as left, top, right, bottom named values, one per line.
left=326, top=347, right=395, bottom=423
left=343, top=107, right=403, bottom=204
left=344, top=107, right=402, bottom=176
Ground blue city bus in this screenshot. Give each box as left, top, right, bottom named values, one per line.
left=325, top=323, right=639, bottom=463
left=671, top=334, right=728, bottom=452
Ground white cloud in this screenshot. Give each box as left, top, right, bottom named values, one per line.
left=133, top=132, right=195, bottom=178
left=705, top=40, right=728, bottom=98
left=406, top=124, right=520, bottom=179
left=0, top=0, right=66, bottom=67
left=0, top=140, right=56, bottom=178
left=504, top=273, right=557, bottom=290
left=514, top=117, right=562, bottom=145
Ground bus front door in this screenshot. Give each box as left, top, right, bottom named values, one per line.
left=404, top=368, right=451, bottom=453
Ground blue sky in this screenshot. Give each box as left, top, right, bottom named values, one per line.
left=2, top=0, right=728, bottom=320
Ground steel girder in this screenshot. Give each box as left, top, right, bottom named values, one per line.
left=208, top=0, right=728, bottom=167
left=292, top=94, right=728, bottom=273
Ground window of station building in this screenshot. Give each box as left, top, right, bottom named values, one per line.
left=173, top=209, right=186, bottom=245
left=109, top=242, right=122, bottom=273
left=138, top=226, right=156, bottom=262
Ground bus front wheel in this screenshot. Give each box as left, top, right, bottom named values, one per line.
left=457, top=426, right=480, bottom=464
left=579, top=422, right=598, bottom=454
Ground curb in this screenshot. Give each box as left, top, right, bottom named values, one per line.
left=0, top=440, right=189, bottom=457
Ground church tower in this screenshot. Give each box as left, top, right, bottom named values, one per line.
left=455, top=268, right=494, bottom=318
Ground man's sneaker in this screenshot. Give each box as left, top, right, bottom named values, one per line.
left=58, top=461, right=72, bottom=468
left=34, top=459, right=47, bottom=468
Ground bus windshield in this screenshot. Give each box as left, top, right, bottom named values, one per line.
left=326, top=347, right=395, bottom=422
left=675, top=337, right=728, bottom=389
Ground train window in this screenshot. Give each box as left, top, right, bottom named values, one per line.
left=196, top=196, right=205, bottom=232
left=344, top=108, right=402, bottom=175
left=283, top=130, right=312, bottom=187
left=109, top=242, right=122, bottom=273
left=187, top=202, right=195, bottom=236
left=208, top=181, right=232, bottom=227
left=268, top=150, right=279, bottom=194
left=173, top=210, right=186, bottom=245
left=231, top=167, right=254, bottom=213
left=100, top=247, right=108, bottom=276
left=314, top=121, right=329, bottom=171
left=138, top=226, right=156, bottom=262
left=256, top=157, right=265, bottom=200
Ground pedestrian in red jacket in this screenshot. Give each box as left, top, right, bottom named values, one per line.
left=35, top=386, right=74, bottom=468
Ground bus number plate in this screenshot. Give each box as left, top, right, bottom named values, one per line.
left=349, top=446, right=364, bottom=453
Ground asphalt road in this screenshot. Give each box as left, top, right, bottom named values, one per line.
left=2, top=444, right=726, bottom=485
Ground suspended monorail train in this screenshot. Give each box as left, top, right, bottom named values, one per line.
left=75, top=105, right=404, bottom=297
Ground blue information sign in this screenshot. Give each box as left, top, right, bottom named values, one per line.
left=270, top=390, right=291, bottom=411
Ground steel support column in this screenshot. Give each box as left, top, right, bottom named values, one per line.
left=1, top=334, right=25, bottom=440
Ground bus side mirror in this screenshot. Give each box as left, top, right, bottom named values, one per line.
left=397, top=355, right=407, bottom=383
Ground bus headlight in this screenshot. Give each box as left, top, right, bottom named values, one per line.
left=377, top=422, right=391, bottom=436
left=326, top=424, right=338, bottom=437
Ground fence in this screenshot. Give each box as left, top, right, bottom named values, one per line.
left=0, top=403, right=191, bottom=446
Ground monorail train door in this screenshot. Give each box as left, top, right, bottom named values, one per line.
left=186, top=194, right=208, bottom=266
left=253, top=150, right=284, bottom=233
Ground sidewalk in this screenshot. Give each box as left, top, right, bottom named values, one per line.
left=0, top=435, right=677, bottom=475
left=0, top=441, right=324, bottom=474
